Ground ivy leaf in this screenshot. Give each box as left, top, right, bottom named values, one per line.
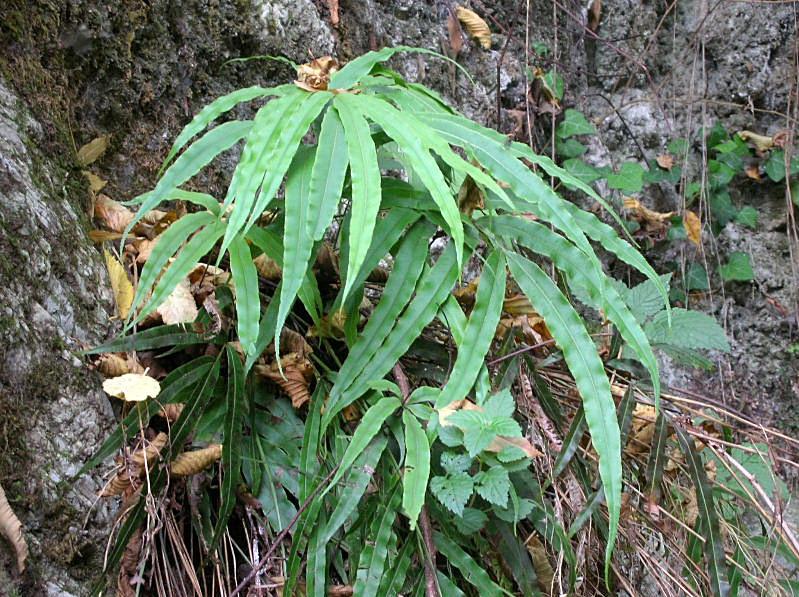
left=556, top=109, right=596, bottom=138
left=441, top=452, right=472, bottom=475
left=474, top=466, right=510, bottom=507
left=685, top=263, right=709, bottom=291
left=430, top=473, right=474, bottom=516
left=607, top=162, right=645, bottom=193
left=556, top=138, right=587, bottom=159
left=719, top=252, right=754, bottom=282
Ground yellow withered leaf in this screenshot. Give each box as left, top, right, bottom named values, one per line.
left=295, top=56, right=339, bottom=92
left=104, top=249, right=134, bottom=319
left=77, top=134, right=110, bottom=166
left=684, top=210, right=702, bottom=246
left=103, top=373, right=161, bottom=402
left=455, top=6, right=492, bottom=50
left=156, top=278, right=198, bottom=325
left=82, top=170, right=108, bottom=193
left=737, top=130, right=774, bottom=154
left=169, top=444, right=223, bottom=477
left=0, top=482, right=28, bottom=574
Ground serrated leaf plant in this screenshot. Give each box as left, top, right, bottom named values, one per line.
left=87, top=47, right=680, bottom=593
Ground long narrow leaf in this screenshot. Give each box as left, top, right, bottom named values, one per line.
left=133, top=219, right=226, bottom=325
left=506, top=251, right=620, bottom=580
left=354, top=484, right=401, bottom=597
left=124, top=120, right=252, bottom=237
left=307, top=106, right=349, bottom=241
left=228, top=235, right=260, bottom=355
left=675, top=427, right=730, bottom=597
left=433, top=531, right=505, bottom=596
left=327, top=220, right=433, bottom=412
left=323, top=243, right=460, bottom=430
left=275, top=146, right=316, bottom=360
left=160, top=85, right=291, bottom=173
left=402, top=411, right=430, bottom=530
left=324, top=397, right=400, bottom=494
left=211, top=345, right=245, bottom=547
left=128, top=211, right=215, bottom=319
left=335, top=95, right=383, bottom=304
left=352, top=94, right=464, bottom=270
left=435, top=250, right=506, bottom=409
left=486, top=215, right=660, bottom=401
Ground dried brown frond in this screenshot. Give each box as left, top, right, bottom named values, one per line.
left=253, top=252, right=282, bottom=280
left=0, top=482, right=28, bottom=573
left=295, top=56, right=339, bottom=92
left=100, top=432, right=168, bottom=497
left=455, top=6, right=491, bottom=49
left=157, top=403, right=185, bottom=423
left=255, top=352, right=315, bottom=409
left=169, top=444, right=222, bottom=477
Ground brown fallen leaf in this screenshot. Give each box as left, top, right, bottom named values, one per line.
left=684, top=210, right=701, bottom=246
left=157, top=403, right=185, bottom=422
left=587, top=0, right=602, bottom=32
left=103, top=373, right=161, bottom=402
left=253, top=252, right=282, bottom=280
left=656, top=153, right=674, bottom=170
left=89, top=229, right=125, bottom=243
left=156, top=278, right=198, bottom=325
left=0, top=482, right=28, bottom=574
left=83, top=170, right=108, bottom=193
left=624, top=197, right=674, bottom=235
left=745, top=165, right=762, bottom=180
left=100, top=433, right=168, bottom=497
left=455, top=6, right=491, bottom=50
left=95, top=194, right=135, bottom=233
left=625, top=404, right=657, bottom=456
left=737, top=130, right=774, bottom=154
left=295, top=56, right=339, bottom=92
left=77, top=134, right=110, bottom=166
left=133, top=236, right=159, bottom=264
left=447, top=9, right=464, bottom=57
left=169, top=444, right=222, bottom=477
left=104, top=249, right=134, bottom=319
left=525, top=533, right=555, bottom=594
left=327, top=0, right=339, bottom=26
left=255, top=352, right=315, bottom=409
left=96, top=353, right=144, bottom=377
left=457, top=175, right=484, bottom=216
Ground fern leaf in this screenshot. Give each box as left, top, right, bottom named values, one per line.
left=402, top=411, right=430, bottom=529
left=307, top=106, right=349, bottom=241
left=227, top=235, right=260, bottom=356
left=436, top=250, right=506, bottom=409
left=334, top=95, right=383, bottom=305
left=506, top=251, right=621, bottom=576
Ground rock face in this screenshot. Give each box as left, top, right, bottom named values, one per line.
left=0, top=0, right=796, bottom=593
left=0, top=79, right=116, bottom=594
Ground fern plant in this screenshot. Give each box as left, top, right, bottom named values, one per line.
left=91, top=47, right=674, bottom=592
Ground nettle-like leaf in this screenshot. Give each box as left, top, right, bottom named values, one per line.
left=474, top=466, right=511, bottom=507
left=430, top=472, right=473, bottom=516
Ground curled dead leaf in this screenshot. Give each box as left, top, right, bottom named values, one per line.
left=455, top=6, right=492, bottom=49
left=457, top=175, right=484, bottom=216
left=587, top=0, right=602, bottom=32
left=656, top=153, right=674, bottom=170
left=625, top=404, right=657, bottom=456
left=103, top=373, right=161, bottom=402
left=253, top=252, right=282, bottom=280
left=156, top=278, right=198, bottom=325
left=96, top=353, right=144, bottom=377
left=134, top=236, right=159, bottom=264
left=100, top=433, right=168, bottom=497
left=255, top=352, right=315, bottom=409
left=447, top=9, right=464, bottom=56
left=104, top=249, right=134, bottom=319
left=157, top=403, right=185, bottom=422
left=169, top=444, right=222, bottom=477
left=295, top=56, right=339, bottom=92
left=95, top=195, right=135, bottom=233
left=0, top=482, right=28, bottom=574
left=624, top=197, right=674, bottom=236
left=737, top=130, right=774, bottom=154
left=683, top=210, right=702, bottom=246
left=77, top=134, right=110, bottom=166
left=503, top=294, right=537, bottom=316
left=89, top=229, right=125, bottom=243
left=745, top=165, right=762, bottom=181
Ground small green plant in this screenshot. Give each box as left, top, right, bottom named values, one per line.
left=80, top=48, right=797, bottom=596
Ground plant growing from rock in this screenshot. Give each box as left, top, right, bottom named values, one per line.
left=80, top=49, right=798, bottom=596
